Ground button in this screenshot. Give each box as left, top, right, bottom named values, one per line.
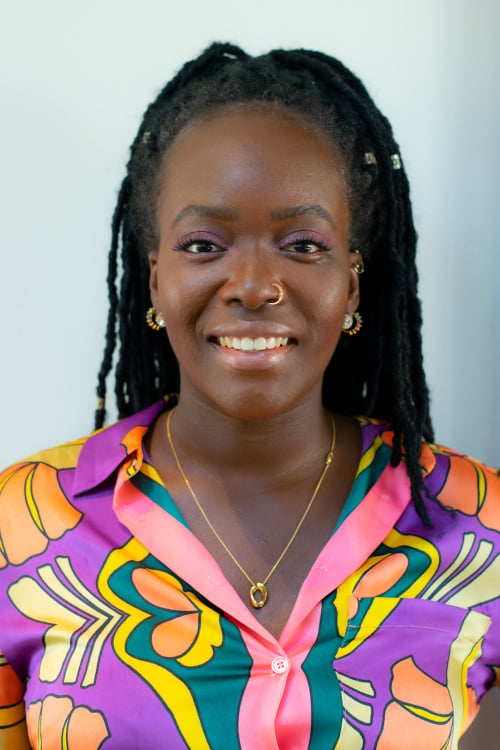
left=271, top=656, right=289, bottom=675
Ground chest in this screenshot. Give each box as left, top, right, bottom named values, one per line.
left=159, top=468, right=350, bottom=638
left=1, top=500, right=497, bottom=749
left=6, top=547, right=493, bottom=750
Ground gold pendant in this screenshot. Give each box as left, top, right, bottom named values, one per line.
left=249, top=582, right=268, bottom=608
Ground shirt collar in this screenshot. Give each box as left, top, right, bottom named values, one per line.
left=72, top=402, right=437, bottom=495
left=73, top=399, right=166, bottom=496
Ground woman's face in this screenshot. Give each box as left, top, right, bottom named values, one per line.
left=149, top=106, right=361, bottom=420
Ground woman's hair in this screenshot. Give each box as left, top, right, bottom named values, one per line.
left=95, top=42, right=434, bottom=524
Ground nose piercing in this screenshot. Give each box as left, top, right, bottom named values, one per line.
left=268, top=282, right=285, bottom=306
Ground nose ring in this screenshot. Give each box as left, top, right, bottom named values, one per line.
left=268, top=282, right=285, bottom=306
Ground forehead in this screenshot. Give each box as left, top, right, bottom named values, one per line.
left=160, top=103, right=347, bottom=192
left=156, top=104, right=351, bottom=241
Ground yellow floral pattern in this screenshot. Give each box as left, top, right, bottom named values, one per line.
left=98, top=538, right=224, bottom=750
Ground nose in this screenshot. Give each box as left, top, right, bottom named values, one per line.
left=219, top=245, right=282, bottom=310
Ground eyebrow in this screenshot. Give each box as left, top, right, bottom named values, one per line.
left=270, top=204, right=336, bottom=228
left=170, top=203, right=336, bottom=229
left=171, top=205, right=238, bottom=228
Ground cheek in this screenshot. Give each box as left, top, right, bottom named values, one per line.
left=311, top=276, right=351, bottom=326
left=156, top=275, right=209, bottom=351
left=155, top=260, right=198, bottom=315
left=304, top=282, right=351, bottom=367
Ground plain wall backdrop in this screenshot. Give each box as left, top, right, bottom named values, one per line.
left=1, top=0, right=499, bottom=468
left=1, top=1, right=500, bottom=743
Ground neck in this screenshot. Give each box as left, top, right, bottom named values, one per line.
left=168, top=391, right=333, bottom=481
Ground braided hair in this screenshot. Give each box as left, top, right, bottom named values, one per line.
left=95, top=42, right=434, bottom=524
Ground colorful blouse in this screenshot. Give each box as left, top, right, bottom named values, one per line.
left=0, top=400, right=499, bottom=750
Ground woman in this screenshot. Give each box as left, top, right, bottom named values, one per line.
left=0, top=43, right=498, bottom=749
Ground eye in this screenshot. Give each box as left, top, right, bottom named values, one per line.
left=280, top=235, right=332, bottom=255
left=172, top=240, right=224, bottom=255
left=172, top=238, right=226, bottom=254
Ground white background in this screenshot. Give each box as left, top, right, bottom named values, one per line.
left=1, top=0, right=499, bottom=467
left=1, top=1, right=499, bottom=740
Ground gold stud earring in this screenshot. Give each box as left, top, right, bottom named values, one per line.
left=352, top=260, right=365, bottom=274
left=350, top=250, right=365, bottom=275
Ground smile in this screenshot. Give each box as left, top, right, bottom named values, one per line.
left=217, top=336, right=289, bottom=351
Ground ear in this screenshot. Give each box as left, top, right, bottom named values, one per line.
left=148, top=250, right=160, bottom=307
left=346, top=250, right=362, bottom=314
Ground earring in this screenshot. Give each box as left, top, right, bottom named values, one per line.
left=268, top=282, right=285, bottom=306
left=350, top=250, right=365, bottom=275
left=343, top=312, right=363, bottom=336
left=145, top=307, right=165, bottom=330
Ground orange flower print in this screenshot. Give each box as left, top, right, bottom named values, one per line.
left=429, top=448, right=500, bottom=531
left=131, top=566, right=223, bottom=666
left=0, top=650, right=29, bottom=749
left=26, top=695, right=109, bottom=749
left=347, top=552, right=409, bottom=620
left=375, top=657, right=453, bottom=749
left=98, top=540, right=220, bottom=750
left=0, top=462, right=82, bottom=567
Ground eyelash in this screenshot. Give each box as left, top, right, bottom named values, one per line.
left=172, top=236, right=225, bottom=254
left=279, top=235, right=332, bottom=255
left=171, top=234, right=333, bottom=255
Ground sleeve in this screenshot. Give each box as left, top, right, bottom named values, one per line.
left=0, top=649, right=30, bottom=750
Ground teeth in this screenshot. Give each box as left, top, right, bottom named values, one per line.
left=218, top=336, right=289, bottom=351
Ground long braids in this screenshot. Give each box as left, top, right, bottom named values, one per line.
left=95, top=42, right=433, bottom=524
left=279, top=49, right=433, bottom=522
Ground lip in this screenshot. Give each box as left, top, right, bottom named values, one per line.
left=213, top=345, right=294, bottom=370
left=207, top=324, right=298, bottom=370
left=208, top=337, right=295, bottom=371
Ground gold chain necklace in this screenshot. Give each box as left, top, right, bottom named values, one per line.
left=166, top=409, right=336, bottom=609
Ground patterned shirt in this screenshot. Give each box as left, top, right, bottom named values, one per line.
left=0, top=400, right=499, bottom=749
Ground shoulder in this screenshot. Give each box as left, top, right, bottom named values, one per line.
left=2, top=437, right=88, bottom=475
left=0, top=399, right=167, bottom=488
left=422, top=441, right=500, bottom=529
left=0, top=434, right=94, bottom=569
left=0, top=400, right=166, bottom=568
left=0, top=435, right=88, bottom=512
left=358, top=416, right=500, bottom=525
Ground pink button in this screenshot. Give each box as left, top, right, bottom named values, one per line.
left=271, top=656, right=289, bottom=675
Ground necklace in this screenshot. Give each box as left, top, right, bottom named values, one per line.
left=166, top=409, right=336, bottom=609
